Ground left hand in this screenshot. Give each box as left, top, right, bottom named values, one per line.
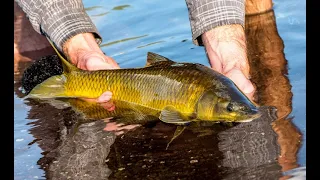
left=62, top=32, right=120, bottom=71
left=62, top=33, right=119, bottom=103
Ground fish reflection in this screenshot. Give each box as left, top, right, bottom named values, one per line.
left=23, top=98, right=116, bottom=179
left=48, top=98, right=160, bottom=125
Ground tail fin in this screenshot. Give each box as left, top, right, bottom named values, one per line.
left=26, top=74, right=71, bottom=99
left=25, top=37, right=80, bottom=99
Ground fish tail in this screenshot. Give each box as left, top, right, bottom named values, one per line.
left=26, top=74, right=70, bottom=99
left=26, top=37, right=80, bottom=99
left=46, top=36, right=79, bottom=74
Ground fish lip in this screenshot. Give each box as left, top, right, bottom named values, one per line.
left=238, top=118, right=255, bottom=122
left=237, top=110, right=262, bottom=122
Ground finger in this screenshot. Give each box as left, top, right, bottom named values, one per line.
left=97, top=91, right=113, bottom=103
left=115, top=131, right=125, bottom=136
left=225, top=69, right=255, bottom=98
left=116, top=124, right=141, bottom=131
left=79, top=97, right=99, bottom=103
left=104, top=56, right=120, bottom=69
left=103, top=122, right=118, bottom=131
left=86, top=56, right=119, bottom=70
left=244, top=89, right=255, bottom=102
left=102, top=117, right=113, bottom=122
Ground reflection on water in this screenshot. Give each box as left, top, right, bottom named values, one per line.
left=86, top=4, right=130, bottom=17
left=92, top=12, right=109, bottom=17
left=245, top=10, right=302, bottom=174
left=84, top=6, right=104, bottom=12
left=100, top=35, right=148, bottom=47
left=137, top=41, right=166, bottom=49
left=112, top=5, right=130, bottom=11
left=20, top=87, right=282, bottom=179
left=14, top=1, right=305, bottom=180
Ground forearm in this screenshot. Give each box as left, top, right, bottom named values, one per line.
left=185, top=0, right=253, bottom=96
left=15, top=0, right=101, bottom=51
left=185, top=0, right=245, bottom=46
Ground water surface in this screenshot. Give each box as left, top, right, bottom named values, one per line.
left=14, top=0, right=306, bottom=179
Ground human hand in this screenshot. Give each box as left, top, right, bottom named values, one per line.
left=62, top=33, right=120, bottom=71
left=78, top=98, right=140, bottom=135
left=202, top=24, right=255, bottom=100
left=103, top=119, right=141, bottom=136
left=62, top=33, right=119, bottom=102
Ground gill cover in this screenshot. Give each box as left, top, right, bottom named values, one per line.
left=196, top=90, right=218, bottom=120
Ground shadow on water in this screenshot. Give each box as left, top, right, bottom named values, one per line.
left=14, top=8, right=304, bottom=180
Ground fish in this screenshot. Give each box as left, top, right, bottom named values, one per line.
left=26, top=37, right=261, bottom=126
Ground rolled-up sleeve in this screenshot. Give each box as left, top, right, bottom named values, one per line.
left=185, top=0, right=245, bottom=46
left=15, top=0, right=102, bottom=51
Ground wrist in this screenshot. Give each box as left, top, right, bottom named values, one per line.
left=201, top=24, right=249, bottom=77
left=62, top=33, right=103, bottom=66
left=202, top=24, right=246, bottom=46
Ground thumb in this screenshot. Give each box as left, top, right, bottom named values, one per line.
left=85, top=54, right=120, bottom=71
left=225, top=69, right=255, bottom=100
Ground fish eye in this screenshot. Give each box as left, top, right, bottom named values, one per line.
left=226, top=103, right=233, bottom=112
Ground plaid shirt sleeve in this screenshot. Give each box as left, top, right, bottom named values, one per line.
left=185, top=0, right=245, bottom=46
left=15, top=0, right=102, bottom=51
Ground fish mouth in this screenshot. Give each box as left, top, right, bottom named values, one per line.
left=236, top=109, right=262, bottom=122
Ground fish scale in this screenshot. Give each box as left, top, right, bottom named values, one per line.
left=63, top=65, right=210, bottom=115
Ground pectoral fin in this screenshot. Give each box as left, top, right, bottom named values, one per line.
left=166, top=126, right=186, bottom=150
left=159, top=106, right=192, bottom=125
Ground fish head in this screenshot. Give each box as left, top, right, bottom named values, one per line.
left=196, top=89, right=261, bottom=122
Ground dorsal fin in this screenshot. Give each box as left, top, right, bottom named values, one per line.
left=146, top=52, right=175, bottom=67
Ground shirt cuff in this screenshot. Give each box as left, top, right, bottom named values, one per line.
left=186, top=0, right=245, bottom=46
left=40, top=8, right=102, bottom=51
